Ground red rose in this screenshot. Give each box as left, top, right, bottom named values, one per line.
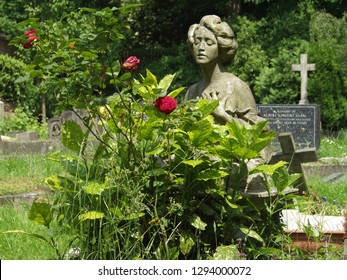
left=25, top=29, right=36, bottom=37
left=122, top=56, right=140, bottom=71
left=22, top=29, right=39, bottom=49
left=153, top=96, right=177, bottom=115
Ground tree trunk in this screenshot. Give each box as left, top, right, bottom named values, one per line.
left=41, top=93, right=46, bottom=123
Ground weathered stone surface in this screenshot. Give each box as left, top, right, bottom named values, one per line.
left=291, top=54, right=316, bottom=104
left=15, top=131, right=39, bottom=141
left=48, top=109, right=102, bottom=140
left=47, top=116, right=62, bottom=140
left=282, top=209, right=345, bottom=232
left=269, top=132, right=318, bottom=194
left=0, top=140, right=60, bottom=155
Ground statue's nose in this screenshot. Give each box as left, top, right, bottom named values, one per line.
left=198, top=41, right=206, bottom=50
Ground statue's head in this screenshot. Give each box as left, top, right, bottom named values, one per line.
left=187, top=15, right=238, bottom=66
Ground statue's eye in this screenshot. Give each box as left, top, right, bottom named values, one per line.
left=194, top=38, right=201, bottom=45
left=206, top=39, right=215, bottom=46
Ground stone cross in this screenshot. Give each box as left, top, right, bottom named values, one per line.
left=0, top=100, right=4, bottom=119
left=269, top=132, right=318, bottom=194
left=292, top=54, right=315, bottom=105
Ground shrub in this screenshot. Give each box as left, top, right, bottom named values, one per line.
left=0, top=107, right=47, bottom=138
left=0, top=54, right=40, bottom=114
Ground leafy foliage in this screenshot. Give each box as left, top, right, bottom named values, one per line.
left=0, top=54, right=40, bottom=112
left=308, top=12, right=347, bottom=131
left=33, top=66, right=297, bottom=259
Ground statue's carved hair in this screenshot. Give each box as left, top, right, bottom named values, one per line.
left=187, top=15, right=238, bottom=66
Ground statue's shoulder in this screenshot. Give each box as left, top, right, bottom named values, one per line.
left=185, top=81, right=201, bottom=101
left=225, top=73, right=251, bottom=92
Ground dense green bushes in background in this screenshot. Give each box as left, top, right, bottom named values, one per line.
left=0, top=54, right=40, bottom=113
left=1, top=0, right=347, bottom=131
left=308, top=12, right=347, bottom=130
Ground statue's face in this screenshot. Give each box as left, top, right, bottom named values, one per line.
left=192, top=26, right=218, bottom=65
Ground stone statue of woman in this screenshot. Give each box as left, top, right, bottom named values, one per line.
left=185, top=15, right=273, bottom=196
left=185, top=15, right=262, bottom=127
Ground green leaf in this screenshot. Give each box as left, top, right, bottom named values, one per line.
left=81, top=51, right=98, bottom=60
left=79, top=211, right=104, bottom=221
left=83, top=182, right=108, bottom=195
left=195, top=99, right=219, bottom=119
left=197, top=169, right=228, bottom=181
left=180, top=232, right=195, bottom=256
left=118, top=4, right=142, bottom=14
left=231, top=146, right=259, bottom=159
left=212, top=245, right=240, bottom=260
left=44, top=175, right=76, bottom=192
left=144, top=69, right=158, bottom=86
left=159, top=73, right=175, bottom=91
left=146, top=146, right=164, bottom=156
left=168, top=87, right=185, bottom=98
left=15, top=75, right=30, bottom=83
left=225, top=196, right=238, bottom=209
left=250, top=161, right=287, bottom=176
left=240, top=227, right=264, bottom=244
left=61, top=120, right=85, bottom=152
left=187, top=119, right=214, bottom=147
left=28, top=200, right=52, bottom=228
left=123, top=212, right=145, bottom=221
left=182, top=159, right=204, bottom=167
left=272, top=167, right=289, bottom=191
left=119, top=72, right=132, bottom=81
left=189, top=214, right=207, bottom=231
left=108, top=60, right=121, bottom=77
left=80, top=7, right=96, bottom=13
left=256, top=247, right=283, bottom=257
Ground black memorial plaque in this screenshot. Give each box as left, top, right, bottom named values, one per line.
left=257, top=104, right=320, bottom=151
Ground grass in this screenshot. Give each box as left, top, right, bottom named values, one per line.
left=319, top=129, right=347, bottom=158
left=0, top=155, right=63, bottom=196
left=0, top=204, right=60, bottom=259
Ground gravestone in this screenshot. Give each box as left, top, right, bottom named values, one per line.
left=48, top=109, right=102, bottom=140
left=257, top=53, right=319, bottom=151
left=257, top=104, right=320, bottom=151
left=48, top=116, right=62, bottom=140
left=291, top=54, right=315, bottom=105
left=61, top=109, right=89, bottom=131
left=269, top=132, right=318, bottom=194
left=48, top=110, right=88, bottom=140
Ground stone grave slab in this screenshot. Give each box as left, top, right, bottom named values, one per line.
left=257, top=104, right=320, bottom=151
left=282, top=209, right=345, bottom=232
left=269, top=132, right=318, bottom=194
left=15, top=131, right=39, bottom=141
